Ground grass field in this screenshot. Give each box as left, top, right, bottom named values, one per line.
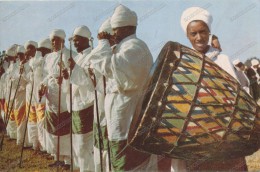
left=0, top=134, right=259, bottom=172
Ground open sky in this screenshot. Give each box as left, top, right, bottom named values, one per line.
left=0, top=0, right=259, bottom=63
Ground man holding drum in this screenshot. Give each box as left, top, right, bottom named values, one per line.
left=180, top=6, right=247, bottom=171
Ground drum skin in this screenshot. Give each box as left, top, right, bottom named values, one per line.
left=128, top=41, right=260, bottom=161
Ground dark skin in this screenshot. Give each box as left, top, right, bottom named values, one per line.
left=25, top=45, right=36, bottom=59
left=51, top=36, right=65, bottom=52
left=211, top=35, right=222, bottom=52
left=51, top=36, right=65, bottom=85
left=17, top=52, right=25, bottom=63
left=97, top=32, right=116, bottom=46
left=17, top=53, right=26, bottom=74
left=187, top=20, right=210, bottom=54
left=62, top=35, right=90, bottom=79
left=37, top=47, right=52, bottom=57
left=111, top=26, right=136, bottom=44
left=39, top=37, right=65, bottom=97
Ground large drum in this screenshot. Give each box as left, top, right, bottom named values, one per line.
left=128, top=41, right=260, bottom=161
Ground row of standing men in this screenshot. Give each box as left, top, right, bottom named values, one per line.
left=1, top=4, right=259, bottom=172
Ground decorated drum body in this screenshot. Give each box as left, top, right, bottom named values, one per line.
left=128, top=42, right=260, bottom=160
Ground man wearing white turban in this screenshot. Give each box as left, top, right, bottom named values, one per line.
left=89, top=4, right=156, bottom=171
left=232, top=59, right=251, bottom=94
left=180, top=7, right=237, bottom=80
left=31, top=38, right=52, bottom=153
left=24, top=40, right=43, bottom=153
left=62, top=25, right=95, bottom=171
left=4, top=45, right=18, bottom=140
left=11, top=45, right=31, bottom=147
left=89, top=17, right=115, bottom=172
left=39, top=29, right=76, bottom=169
left=181, top=7, right=247, bottom=171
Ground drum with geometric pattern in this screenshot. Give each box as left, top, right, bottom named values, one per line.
left=128, top=41, right=260, bottom=161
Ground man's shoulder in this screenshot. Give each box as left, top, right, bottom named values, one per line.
left=121, top=36, right=149, bottom=51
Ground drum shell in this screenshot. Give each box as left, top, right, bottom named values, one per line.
left=128, top=41, right=260, bottom=161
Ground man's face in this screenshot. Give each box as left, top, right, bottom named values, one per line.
left=17, top=53, right=25, bottom=62
left=25, top=45, right=36, bottom=58
left=187, top=20, right=210, bottom=54
left=113, top=27, right=130, bottom=44
left=38, top=47, right=51, bottom=57
left=238, top=65, right=245, bottom=71
left=73, top=35, right=88, bottom=53
left=51, top=36, right=64, bottom=52
left=252, top=65, right=259, bottom=69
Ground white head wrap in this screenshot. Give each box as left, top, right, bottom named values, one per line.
left=232, top=59, right=241, bottom=66
left=38, top=38, right=52, bottom=49
left=16, top=45, right=25, bottom=54
left=73, top=25, right=91, bottom=39
left=111, top=5, right=137, bottom=28
left=251, top=59, right=259, bottom=66
left=24, top=40, right=38, bottom=49
left=50, top=29, right=66, bottom=40
left=6, top=45, right=18, bottom=57
left=180, top=7, right=213, bottom=33
left=99, top=17, right=113, bottom=35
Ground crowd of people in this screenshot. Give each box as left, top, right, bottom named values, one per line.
left=0, top=4, right=259, bottom=172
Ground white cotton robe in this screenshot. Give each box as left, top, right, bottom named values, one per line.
left=69, top=47, right=95, bottom=172
left=41, top=47, right=76, bottom=158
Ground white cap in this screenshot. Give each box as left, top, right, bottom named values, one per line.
left=99, top=17, right=113, bottom=35
left=38, top=38, right=52, bottom=49
left=180, top=7, right=213, bottom=33
left=251, top=59, right=259, bottom=66
left=111, top=4, right=137, bottom=28
left=16, top=45, right=25, bottom=54
left=73, top=25, right=91, bottom=39
left=24, top=40, right=38, bottom=49
left=50, top=29, right=66, bottom=40
left=6, top=45, right=18, bottom=57
left=232, top=59, right=241, bottom=66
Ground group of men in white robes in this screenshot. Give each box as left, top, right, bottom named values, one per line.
left=0, top=4, right=255, bottom=172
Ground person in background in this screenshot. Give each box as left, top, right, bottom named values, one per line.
left=232, top=59, right=251, bottom=94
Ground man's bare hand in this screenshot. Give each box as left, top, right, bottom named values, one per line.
left=62, top=68, right=69, bottom=80
left=68, top=58, right=76, bottom=70
left=98, top=32, right=111, bottom=40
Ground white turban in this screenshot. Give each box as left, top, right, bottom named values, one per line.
left=50, top=29, right=66, bottom=40
left=16, top=45, right=25, bottom=54
left=99, top=17, right=113, bottom=35
left=73, top=25, right=91, bottom=39
left=6, top=45, right=18, bottom=57
left=111, top=5, right=137, bottom=28
left=24, top=40, right=38, bottom=49
left=180, top=7, right=213, bottom=33
left=251, top=59, right=259, bottom=66
left=38, top=38, right=52, bottom=49
left=232, top=59, right=242, bottom=66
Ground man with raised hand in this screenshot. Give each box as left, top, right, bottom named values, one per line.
left=90, top=5, right=155, bottom=171
left=39, top=29, right=75, bottom=170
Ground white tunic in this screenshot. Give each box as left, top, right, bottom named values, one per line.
left=90, top=34, right=153, bottom=141
left=42, top=47, right=76, bottom=113
left=205, top=46, right=238, bottom=80
left=69, top=47, right=94, bottom=111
